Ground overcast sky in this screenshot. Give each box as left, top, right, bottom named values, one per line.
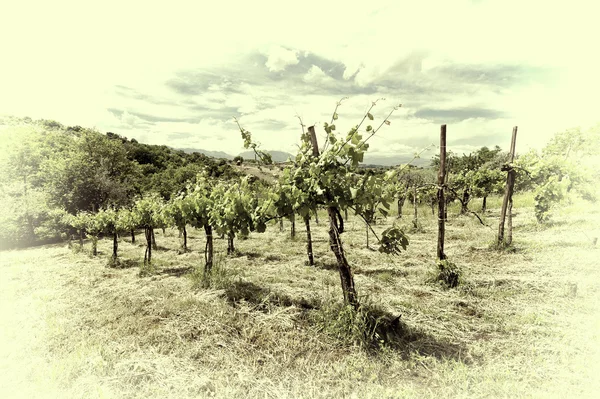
left=1, top=0, right=598, bottom=160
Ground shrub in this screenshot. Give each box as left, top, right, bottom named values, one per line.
left=431, top=259, right=462, bottom=288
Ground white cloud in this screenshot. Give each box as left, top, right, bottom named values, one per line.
left=1, top=0, right=598, bottom=156
left=263, top=46, right=299, bottom=72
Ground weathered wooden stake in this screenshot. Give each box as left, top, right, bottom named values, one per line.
left=437, top=125, right=447, bottom=260
left=291, top=212, right=296, bottom=238
left=304, top=215, right=314, bottom=266
left=412, top=186, right=418, bottom=228
left=498, top=126, right=518, bottom=247
left=204, top=225, right=214, bottom=275
left=112, top=230, right=118, bottom=259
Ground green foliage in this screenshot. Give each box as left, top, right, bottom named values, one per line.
left=186, top=173, right=214, bottom=230
left=238, top=99, right=409, bottom=254
left=543, top=125, right=600, bottom=159
left=235, top=118, right=273, bottom=164
left=116, top=207, right=139, bottom=233
left=533, top=176, right=569, bottom=223
left=352, top=170, right=393, bottom=224
left=0, top=117, right=239, bottom=248
left=233, top=155, right=244, bottom=165
left=440, top=147, right=505, bottom=211
left=41, top=128, right=138, bottom=213
left=209, top=176, right=271, bottom=239
left=132, top=194, right=165, bottom=229
left=517, top=149, right=596, bottom=223
left=431, top=259, right=462, bottom=289
left=378, top=227, right=409, bottom=255
left=33, top=208, right=72, bottom=240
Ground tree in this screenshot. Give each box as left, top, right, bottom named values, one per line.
left=351, top=170, right=393, bottom=248
left=543, top=125, right=600, bottom=160
left=163, top=194, right=195, bottom=252
left=237, top=99, right=409, bottom=309
left=433, top=146, right=503, bottom=215
left=132, top=194, right=165, bottom=265
left=41, top=128, right=138, bottom=213
left=209, top=176, right=269, bottom=256
left=516, top=150, right=595, bottom=223
left=79, top=211, right=104, bottom=256
left=94, top=208, right=120, bottom=259
left=187, top=173, right=216, bottom=275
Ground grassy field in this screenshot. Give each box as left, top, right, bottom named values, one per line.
left=1, top=193, right=599, bottom=398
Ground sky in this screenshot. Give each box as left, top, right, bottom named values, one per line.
left=1, top=0, right=598, bottom=163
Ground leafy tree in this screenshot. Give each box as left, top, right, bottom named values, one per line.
left=116, top=207, right=139, bottom=245
left=33, top=207, right=72, bottom=243
left=543, top=125, right=600, bottom=160
left=433, top=146, right=503, bottom=215
left=76, top=211, right=104, bottom=256
left=187, top=174, right=216, bottom=274
left=516, top=150, right=595, bottom=223
left=41, top=128, right=138, bottom=213
left=163, top=194, right=196, bottom=252
left=351, top=170, right=393, bottom=247
left=237, top=99, right=409, bottom=309
left=209, top=176, right=270, bottom=255
left=132, top=194, right=165, bottom=265
left=94, top=208, right=120, bottom=259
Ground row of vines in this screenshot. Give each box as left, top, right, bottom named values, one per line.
left=42, top=99, right=599, bottom=309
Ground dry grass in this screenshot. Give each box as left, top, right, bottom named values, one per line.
left=1, top=193, right=599, bottom=398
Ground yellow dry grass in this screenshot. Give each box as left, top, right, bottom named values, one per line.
left=1, top=193, right=599, bottom=398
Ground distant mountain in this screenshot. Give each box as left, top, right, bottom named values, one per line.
left=177, top=148, right=234, bottom=159
left=239, top=150, right=294, bottom=163
left=176, top=146, right=431, bottom=167
left=362, top=154, right=431, bottom=167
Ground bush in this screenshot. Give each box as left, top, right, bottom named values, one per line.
left=430, top=259, right=462, bottom=288
left=312, top=298, right=399, bottom=349
left=233, top=155, right=244, bottom=166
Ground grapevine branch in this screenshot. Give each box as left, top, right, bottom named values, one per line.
left=349, top=205, right=383, bottom=245
left=322, top=97, right=348, bottom=153
left=444, top=186, right=490, bottom=228
left=233, top=117, right=272, bottom=165
left=333, top=98, right=385, bottom=157
left=354, top=104, right=401, bottom=151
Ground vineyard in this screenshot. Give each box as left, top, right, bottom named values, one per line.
left=1, top=109, right=600, bottom=398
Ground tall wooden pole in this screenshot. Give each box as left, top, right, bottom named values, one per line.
left=437, top=125, right=447, bottom=260
left=498, top=126, right=518, bottom=247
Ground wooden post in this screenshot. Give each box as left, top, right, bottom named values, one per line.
left=498, top=126, right=518, bottom=247
left=412, top=186, right=418, bottom=228
left=307, top=125, right=358, bottom=308
left=304, top=215, right=314, bottom=266
left=204, top=225, right=214, bottom=275
left=437, top=125, right=447, bottom=260
left=112, top=230, right=118, bottom=259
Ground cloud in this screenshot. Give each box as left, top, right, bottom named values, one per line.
left=303, top=65, right=335, bottom=86
left=263, top=46, right=299, bottom=72
left=2, top=0, right=597, bottom=160
left=413, top=108, right=505, bottom=124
